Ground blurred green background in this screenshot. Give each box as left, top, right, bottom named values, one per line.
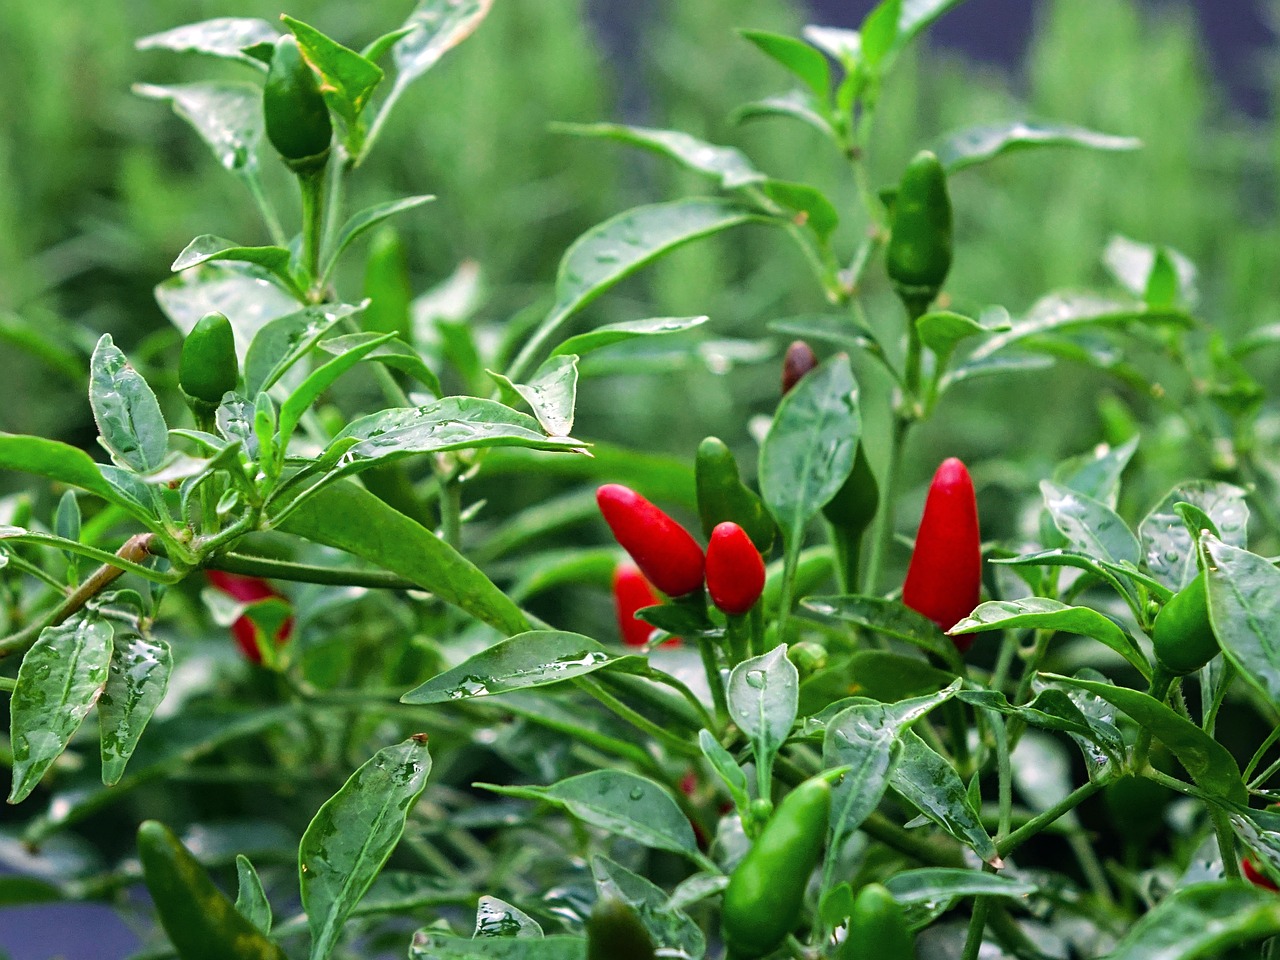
left=1, top=0, right=1276, bottom=519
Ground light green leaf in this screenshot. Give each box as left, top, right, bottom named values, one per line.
left=317, top=334, right=441, bottom=396
left=326, top=197, right=435, bottom=278
left=283, top=16, right=384, bottom=126
left=474, top=896, right=542, bottom=938
left=135, top=18, right=277, bottom=69
left=891, top=730, right=999, bottom=863
left=89, top=335, right=168, bottom=473
left=739, top=30, right=830, bottom=102
left=300, top=736, right=433, bottom=960
left=171, top=236, right=301, bottom=297
left=1105, top=882, right=1280, bottom=959
left=98, top=632, right=172, bottom=787
left=1140, top=482, right=1248, bottom=591
left=555, top=124, right=764, bottom=190
left=728, top=645, right=799, bottom=772
left=884, top=868, right=1035, bottom=903
left=937, top=120, right=1140, bottom=173
left=591, top=855, right=704, bottom=958
left=488, top=356, right=579, bottom=437
left=244, top=302, right=365, bottom=395
left=9, top=616, right=114, bottom=804
left=134, top=82, right=263, bottom=172
left=277, top=333, right=396, bottom=449
left=550, top=316, right=708, bottom=359
left=731, top=89, right=836, bottom=141
left=1040, top=480, right=1140, bottom=567
left=1205, top=537, right=1280, bottom=709
left=235, top=855, right=273, bottom=934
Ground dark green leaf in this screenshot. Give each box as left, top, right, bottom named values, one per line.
left=401, top=632, right=636, bottom=705
left=278, top=481, right=529, bottom=635
left=134, top=82, right=263, bottom=172
left=555, top=123, right=764, bottom=190
left=739, top=30, right=830, bottom=102
left=1045, top=674, right=1246, bottom=805
left=550, top=316, right=708, bottom=359
left=283, top=17, right=384, bottom=127
left=759, top=179, right=839, bottom=241
left=847, top=651, right=957, bottom=702
left=317, top=334, right=441, bottom=396
left=1041, top=480, right=1140, bottom=567
left=803, top=595, right=960, bottom=668
left=171, top=236, right=301, bottom=298
left=698, top=729, right=749, bottom=808
left=956, top=688, right=1124, bottom=766
left=244, top=302, right=364, bottom=395
left=891, top=730, right=999, bottom=863
left=727, top=645, right=799, bottom=767
left=89, top=335, right=168, bottom=473
left=884, top=868, right=1035, bottom=903
left=952, top=598, right=1150, bottom=680
left=1105, top=882, right=1280, bottom=959
left=591, top=856, right=704, bottom=958
left=278, top=333, right=396, bottom=448
left=299, top=736, right=433, bottom=960
left=9, top=616, right=114, bottom=804
left=98, top=632, right=172, bottom=787
left=0, top=434, right=135, bottom=512
left=235, top=855, right=273, bottom=934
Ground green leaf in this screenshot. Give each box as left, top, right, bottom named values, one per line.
left=591, top=856, right=704, bottom=958
left=317, top=334, right=441, bottom=396
left=759, top=353, right=860, bottom=549
left=884, top=868, right=1035, bottom=903
left=891, top=730, right=999, bottom=863
left=1040, top=480, right=1140, bottom=567
left=0, top=434, right=133, bottom=511
left=956, top=688, right=1124, bottom=766
left=283, top=16, right=384, bottom=127
left=728, top=645, right=799, bottom=770
left=98, top=632, right=172, bottom=787
left=1140, top=482, right=1249, bottom=592
left=235, top=855, right=273, bottom=934
left=474, top=896, right=542, bottom=938
left=299, top=736, right=433, bottom=960
left=322, top=398, right=587, bottom=477
left=1105, top=882, right=1280, bottom=959
left=135, top=18, right=277, bottom=69
left=134, top=82, right=263, bottom=172
left=860, top=0, right=903, bottom=68
left=550, top=316, right=708, bottom=359
left=1053, top=435, right=1140, bottom=510
left=951, top=598, right=1150, bottom=680
left=479, top=771, right=701, bottom=864
left=1045, top=674, right=1246, bottom=805
left=936, top=120, right=1140, bottom=173
left=325, top=197, right=435, bottom=278
left=244, top=302, right=364, bottom=395
left=1103, top=236, right=1201, bottom=313
left=555, top=123, right=765, bottom=190
left=487, top=356, right=579, bottom=437
left=698, top=729, right=749, bottom=809
left=408, top=935, right=585, bottom=959
left=1205, top=537, right=1280, bottom=709
left=731, top=90, right=837, bottom=141
left=759, top=180, right=839, bottom=241
left=0, top=311, right=85, bottom=385
left=896, top=0, right=969, bottom=50
left=391, top=0, right=493, bottom=94
left=277, top=333, right=396, bottom=450
left=803, top=595, right=960, bottom=668
left=155, top=266, right=299, bottom=347
left=916, top=309, right=1009, bottom=368
left=278, top=480, right=528, bottom=635
left=361, top=27, right=415, bottom=63
left=801, top=26, right=860, bottom=66
left=846, top=651, right=959, bottom=702
left=767, top=314, right=880, bottom=354
left=401, top=632, right=637, bottom=705
left=739, top=30, right=831, bottom=102
left=9, top=616, right=114, bottom=804
left=171, top=236, right=301, bottom=297
left=89, top=335, right=168, bottom=473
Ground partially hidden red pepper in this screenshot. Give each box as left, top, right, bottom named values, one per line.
left=903, top=457, right=981, bottom=651
left=597, top=485, right=704, bottom=598
left=705, top=522, right=765, bottom=616
left=781, top=340, right=819, bottom=395
left=1244, top=857, right=1279, bottom=892
left=205, top=570, right=294, bottom=664
left=613, top=563, right=682, bottom=647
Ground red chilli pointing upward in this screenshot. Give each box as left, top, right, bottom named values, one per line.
left=902, top=457, right=981, bottom=651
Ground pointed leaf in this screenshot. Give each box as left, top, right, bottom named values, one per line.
left=235, top=855, right=273, bottom=934
left=803, top=594, right=960, bottom=668
left=474, top=896, right=542, bottom=938
left=134, top=82, right=263, bottom=171
left=283, top=16, right=384, bottom=126
left=326, top=197, right=435, bottom=277
left=884, top=868, right=1035, bottom=903
left=732, top=89, right=836, bottom=141
left=728, top=645, right=799, bottom=771
left=1041, top=480, right=1140, bottom=567
left=277, top=333, right=396, bottom=448
left=300, top=735, right=433, bottom=960
left=90, top=335, right=168, bottom=473
left=1205, top=537, right=1280, bottom=709
left=392, top=0, right=493, bottom=92
left=244, top=302, right=364, bottom=395
left=1105, top=882, right=1280, bottom=959
left=739, top=30, right=830, bottom=102
left=591, top=856, right=704, bottom=958
left=891, top=730, right=999, bottom=863
left=317, top=334, right=442, bottom=396
left=936, top=120, right=1140, bottom=173
left=555, top=123, right=764, bottom=190
left=1140, top=482, right=1248, bottom=591
left=551, top=316, right=708, bottom=359
left=135, top=18, right=277, bottom=69
left=98, top=632, right=172, bottom=787
left=488, top=356, right=579, bottom=437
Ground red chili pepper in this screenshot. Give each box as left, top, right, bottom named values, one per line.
left=205, top=570, right=294, bottom=664
left=705, top=522, right=765, bottom=616
left=902, top=457, right=981, bottom=651
left=596, top=484, right=704, bottom=597
left=1244, top=857, right=1279, bottom=892
left=613, top=563, right=661, bottom=647
left=781, top=340, right=819, bottom=395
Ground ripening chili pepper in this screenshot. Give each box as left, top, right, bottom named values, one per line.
left=1151, top=571, right=1219, bottom=675
left=137, top=820, right=286, bottom=960
left=587, top=897, right=656, bottom=960
left=885, top=150, right=952, bottom=309
left=721, top=776, right=831, bottom=959
left=1244, top=857, right=1279, bottom=892
left=205, top=570, right=294, bottom=664
left=706, top=522, right=766, bottom=616
left=781, top=340, right=819, bottom=395
left=263, top=35, right=332, bottom=172
left=179, top=312, right=238, bottom=408
left=613, top=563, right=660, bottom=647
left=904, top=457, right=981, bottom=651
left=841, top=883, right=914, bottom=960
left=696, top=437, right=776, bottom=554
left=596, top=485, right=704, bottom=598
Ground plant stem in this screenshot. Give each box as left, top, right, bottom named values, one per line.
left=575, top=677, right=699, bottom=759
left=860, top=811, right=966, bottom=868
left=240, top=168, right=287, bottom=246
left=696, top=637, right=729, bottom=725
left=298, top=168, right=327, bottom=296
left=202, top=552, right=416, bottom=589
left=1213, top=805, right=1241, bottom=880
left=1133, top=667, right=1175, bottom=774
left=996, top=779, right=1105, bottom=859
left=862, top=415, right=909, bottom=595
left=960, top=891, right=992, bottom=960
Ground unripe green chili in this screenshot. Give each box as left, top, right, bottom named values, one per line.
left=822, top=442, right=879, bottom=590
left=587, top=896, right=656, bottom=960
left=179, top=312, right=238, bottom=407
left=1151, top=571, right=1219, bottom=675
left=841, top=883, right=914, bottom=960
left=263, top=35, right=332, bottom=172
left=137, top=820, right=285, bottom=960
left=721, top=776, right=831, bottom=959
left=696, top=437, right=776, bottom=553
left=885, top=150, right=952, bottom=309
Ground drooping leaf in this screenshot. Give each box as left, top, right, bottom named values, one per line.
left=884, top=868, right=1035, bottom=903
left=555, top=123, right=764, bottom=190
left=171, top=236, right=301, bottom=298
left=1105, top=882, right=1280, bottom=959
left=135, top=18, right=277, bottom=69
left=9, top=616, right=114, bottom=804
left=550, top=316, right=708, bottom=359
left=134, top=82, right=265, bottom=172
left=1205, top=537, right=1280, bottom=709
left=98, top=632, right=172, bottom=787
left=936, top=120, right=1141, bottom=173
left=731, top=89, right=837, bottom=141
left=299, top=736, right=433, bottom=960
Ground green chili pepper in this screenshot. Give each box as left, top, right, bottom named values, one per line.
left=137, top=820, right=285, bottom=960
left=696, top=437, right=776, bottom=554
left=263, top=35, right=332, bottom=172
left=885, top=150, right=952, bottom=310
left=1151, top=571, right=1219, bottom=675
left=822, top=442, right=878, bottom=590
left=841, top=883, right=914, bottom=960
left=721, top=776, right=830, bottom=959
left=179, top=311, right=238, bottom=408
left=587, top=896, right=656, bottom=960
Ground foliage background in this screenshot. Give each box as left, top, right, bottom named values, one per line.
left=0, top=0, right=1277, bottom=956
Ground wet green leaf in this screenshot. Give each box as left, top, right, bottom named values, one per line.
left=488, top=355, right=579, bottom=437
left=391, top=0, right=493, bottom=93
left=1041, top=480, right=1140, bottom=567
left=134, top=82, right=264, bottom=172
left=135, top=18, right=277, bottom=68
left=556, top=123, right=764, bottom=190
left=299, top=736, right=433, bottom=960
left=408, top=934, right=584, bottom=959
left=728, top=645, right=799, bottom=769
left=98, top=631, right=171, bottom=787
left=1105, top=882, right=1280, bottom=959
left=591, top=856, right=704, bottom=958
left=89, top=335, right=168, bottom=473
left=277, top=332, right=396, bottom=449
left=1205, top=537, right=1280, bottom=709
left=235, top=855, right=273, bottom=934
left=884, top=868, right=1035, bottom=903
left=474, top=895, right=542, bottom=938
left=244, top=302, right=365, bottom=395
left=171, top=236, right=301, bottom=298
left=803, top=594, right=959, bottom=668
left=317, top=333, right=441, bottom=396
left=937, top=120, right=1140, bottom=173
left=551, top=316, right=708, bottom=360
left=1141, top=482, right=1249, bottom=591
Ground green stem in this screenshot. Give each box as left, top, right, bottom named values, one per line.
left=1133, top=667, right=1175, bottom=774
left=993, top=714, right=1012, bottom=840
left=239, top=167, right=287, bottom=246
left=696, top=637, right=729, bottom=726
left=575, top=678, right=699, bottom=759
left=960, top=891, right=992, bottom=960
left=439, top=471, right=464, bottom=553
left=861, top=811, right=966, bottom=868
left=1245, top=720, right=1280, bottom=783
left=862, top=415, right=909, bottom=596
left=725, top=612, right=750, bottom=666
left=1204, top=660, right=1234, bottom=736
left=202, top=552, right=415, bottom=589
left=996, top=779, right=1105, bottom=859
left=298, top=168, right=327, bottom=296
left=0, top=677, right=15, bottom=692
left=1213, top=805, right=1241, bottom=880
left=645, top=668, right=716, bottom=732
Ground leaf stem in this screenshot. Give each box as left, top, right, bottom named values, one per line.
left=575, top=677, right=699, bottom=758
left=298, top=167, right=327, bottom=296
left=996, top=779, right=1105, bottom=859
